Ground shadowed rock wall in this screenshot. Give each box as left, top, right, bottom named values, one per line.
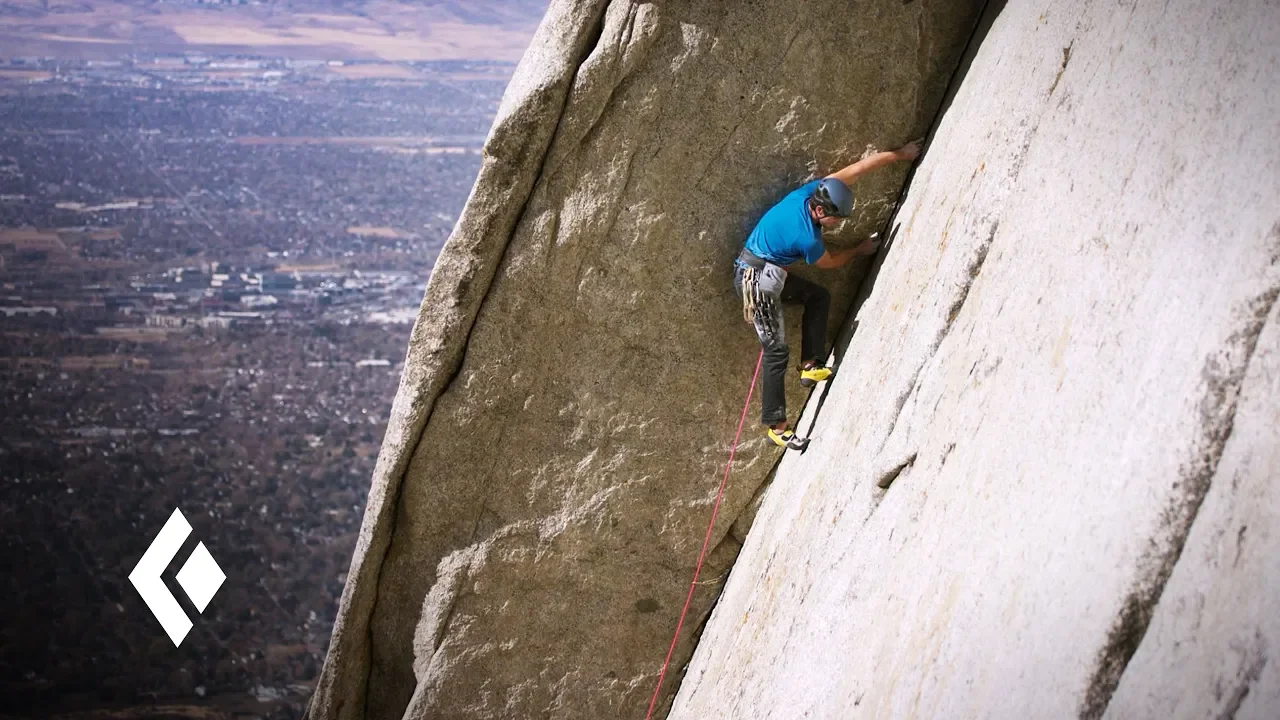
left=672, top=0, right=1280, bottom=718
left=306, top=1, right=982, bottom=719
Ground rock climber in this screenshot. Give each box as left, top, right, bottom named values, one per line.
left=734, top=140, right=921, bottom=451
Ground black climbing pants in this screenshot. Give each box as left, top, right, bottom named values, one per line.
left=734, top=262, right=831, bottom=427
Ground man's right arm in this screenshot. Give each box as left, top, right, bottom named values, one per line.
left=812, top=235, right=881, bottom=268
left=813, top=247, right=859, bottom=269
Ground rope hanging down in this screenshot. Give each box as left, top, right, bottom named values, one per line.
left=645, top=349, right=763, bottom=719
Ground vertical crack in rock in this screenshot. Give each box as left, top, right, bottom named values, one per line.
left=576, top=2, right=648, bottom=151
left=658, top=3, right=999, bottom=707
left=1048, top=41, right=1074, bottom=96
left=672, top=532, right=743, bottom=706
left=941, top=219, right=996, bottom=342
left=918, top=0, right=1002, bottom=149
left=1079, top=265, right=1280, bottom=720
left=563, top=5, right=633, bottom=152
left=844, top=0, right=998, bottom=356
left=879, top=219, right=997, bottom=469
left=874, top=451, right=919, bottom=490
left=400, top=546, right=488, bottom=720
left=910, top=0, right=930, bottom=120
left=880, top=369, right=923, bottom=458
left=799, top=359, right=842, bottom=439
left=727, top=457, right=783, bottom=546
left=580, top=6, right=607, bottom=64
left=657, top=456, right=783, bottom=710
left=414, top=548, right=481, bottom=665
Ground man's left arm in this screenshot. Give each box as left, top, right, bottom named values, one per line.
left=826, top=140, right=921, bottom=186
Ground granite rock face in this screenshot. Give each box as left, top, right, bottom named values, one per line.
left=305, top=2, right=982, bottom=719
left=671, top=0, right=1280, bottom=718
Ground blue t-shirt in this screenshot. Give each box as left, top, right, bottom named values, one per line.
left=742, top=180, right=824, bottom=266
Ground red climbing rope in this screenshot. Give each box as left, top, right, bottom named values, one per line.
left=644, top=348, right=763, bottom=719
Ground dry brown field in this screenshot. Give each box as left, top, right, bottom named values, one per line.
left=0, top=69, right=55, bottom=81
left=325, top=63, right=423, bottom=80
left=0, top=355, right=54, bottom=368
left=91, top=327, right=175, bottom=342
left=0, top=0, right=541, bottom=62
left=57, top=355, right=134, bottom=370
left=273, top=262, right=342, bottom=273
left=345, top=225, right=410, bottom=239
left=0, top=228, right=68, bottom=251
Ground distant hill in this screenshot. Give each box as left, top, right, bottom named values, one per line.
left=0, top=0, right=550, bottom=61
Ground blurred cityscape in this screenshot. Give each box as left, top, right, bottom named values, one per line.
left=0, top=16, right=530, bottom=719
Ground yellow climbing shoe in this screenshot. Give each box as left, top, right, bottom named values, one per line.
left=767, top=427, right=809, bottom=451
left=799, top=364, right=833, bottom=388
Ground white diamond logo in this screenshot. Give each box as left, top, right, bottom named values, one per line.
left=129, top=508, right=226, bottom=646
left=176, top=542, right=225, bottom=614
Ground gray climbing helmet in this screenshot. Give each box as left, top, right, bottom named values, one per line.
left=812, top=178, right=854, bottom=217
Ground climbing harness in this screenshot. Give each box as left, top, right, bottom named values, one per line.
left=644, top=348, right=763, bottom=719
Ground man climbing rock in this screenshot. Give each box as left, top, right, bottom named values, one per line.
left=734, top=140, right=921, bottom=450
